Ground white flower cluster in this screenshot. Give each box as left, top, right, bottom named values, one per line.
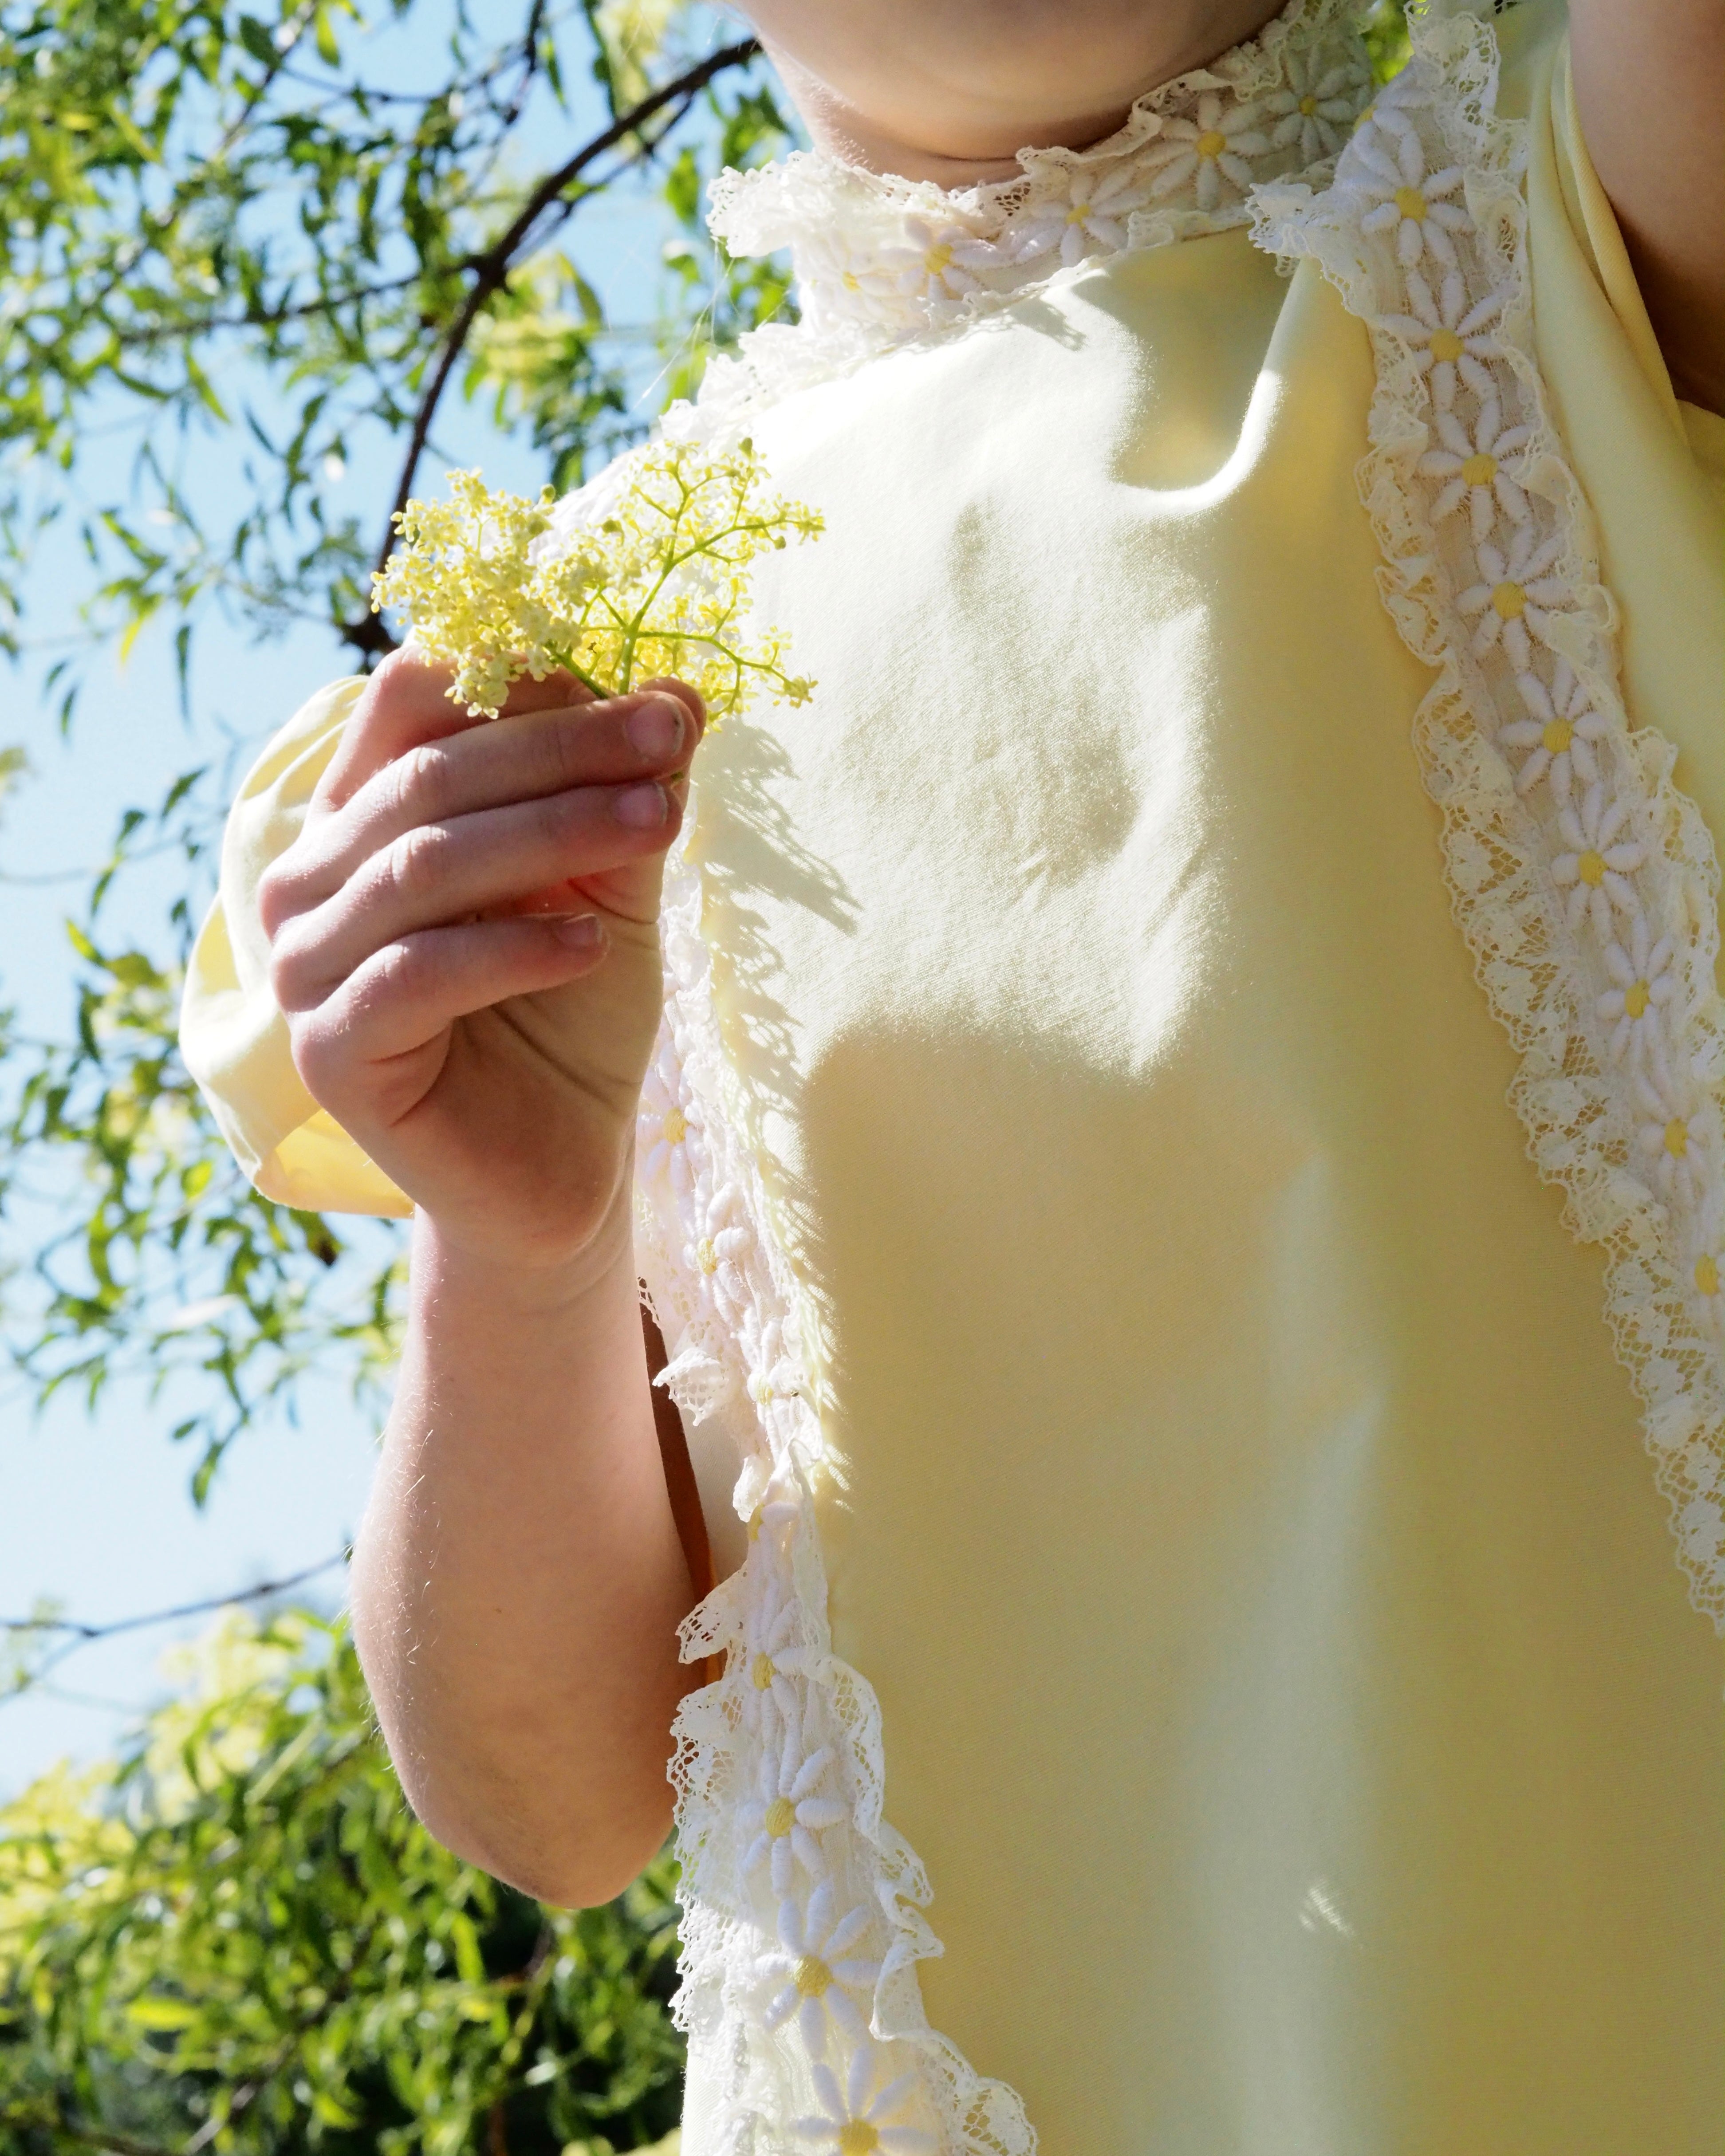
left=708, top=0, right=1371, bottom=355
left=1292, top=24, right=1725, bottom=1614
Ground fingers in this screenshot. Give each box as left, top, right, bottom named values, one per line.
left=316, top=649, right=600, bottom=814
left=291, top=913, right=611, bottom=1105
left=267, top=685, right=702, bottom=928
left=270, top=777, right=683, bottom=1011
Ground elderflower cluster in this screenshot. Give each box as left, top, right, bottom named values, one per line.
left=373, top=439, right=824, bottom=721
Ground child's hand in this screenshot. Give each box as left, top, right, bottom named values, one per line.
left=258, top=650, right=703, bottom=1277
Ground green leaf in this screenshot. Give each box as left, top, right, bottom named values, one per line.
left=124, top=1995, right=201, bottom=2030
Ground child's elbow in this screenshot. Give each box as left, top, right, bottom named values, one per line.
left=402, top=1755, right=676, bottom=1911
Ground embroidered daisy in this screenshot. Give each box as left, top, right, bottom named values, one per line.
left=638, top=1046, right=700, bottom=1204
left=686, top=1179, right=755, bottom=1324
left=793, top=225, right=925, bottom=333
left=740, top=1303, right=803, bottom=1426
left=1418, top=398, right=1533, bottom=543
left=878, top=215, right=1006, bottom=310
left=1351, top=104, right=1472, bottom=268
left=1550, top=783, right=1646, bottom=940
left=1597, top=914, right=1679, bottom=1066
left=1635, top=1068, right=1712, bottom=1210
left=1010, top=162, right=1147, bottom=268
left=793, top=2042, right=938, bottom=2153
left=741, top=1589, right=821, bottom=1730
left=1264, top=48, right=1370, bottom=162
left=1456, top=525, right=1570, bottom=670
left=756, top=1882, right=883, bottom=2058
left=1498, top=661, right=1606, bottom=802
left=1690, top=1243, right=1724, bottom=1306
left=741, top=1733, right=847, bottom=1893
left=1382, top=266, right=1504, bottom=411
left=1140, top=91, right=1272, bottom=212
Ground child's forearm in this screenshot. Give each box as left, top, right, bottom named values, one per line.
left=350, top=1197, right=694, bottom=1909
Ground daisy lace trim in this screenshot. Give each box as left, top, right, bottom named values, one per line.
left=686, top=0, right=1372, bottom=433
left=1253, top=0, right=1725, bottom=1624
left=631, top=841, right=1035, bottom=2148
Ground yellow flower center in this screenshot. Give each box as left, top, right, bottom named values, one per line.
left=841, top=269, right=860, bottom=291
left=661, top=1106, right=686, bottom=1146
left=696, top=1235, right=718, bottom=1274
left=746, top=1507, right=763, bottom=1542
left=1196, top=128, right=1228, bottom=158
left=1299, top=94, right=1318, bottom=115
left=751, top=1652, right=776, bottom=1690
left=1541, top=717, right=1573, bottom=755
left=1577, top=849, right=1607, bottom=887
left=794, top=1954, right=832, bottom=1998
left=923, top=241, right=953, bottom=275
left=1491, top=579, right=1525, bottom=620
left=1066, top=202, right=1091, bottom=224
left=1624, top=979, right=1651, bottom=1019
left=1394, top=185, right=1427, bottom=220
left=1461, top=452, right=1497, bottom=487
left=839, top=2128, right=881, bottom=2156
left=1429, top=327, right=1464, bottom=363
left=764, top=1795, right=796, bottom=1837
left=1665, top=1117, right=1690, bottom=1159
left=1696, top=1254, right=1721, bottom=1297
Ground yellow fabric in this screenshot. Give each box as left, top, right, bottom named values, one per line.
left=182, top=3, right=1723, bottom=2144
left=181, top=675, right=411, bottom=1217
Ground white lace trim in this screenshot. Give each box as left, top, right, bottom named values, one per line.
left=634, top=845, right=1034, bottom=2150
left=1252, top=1, right=1725, bottom=1625
left=682, top=0, right=1372, bottom=441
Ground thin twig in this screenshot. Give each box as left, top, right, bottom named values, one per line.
left=343, top=35, right=760, bottom=656
left=1, top=1552, right=348, bottom=1642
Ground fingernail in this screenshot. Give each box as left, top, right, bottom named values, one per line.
left=551, top=913, right=603, bottom=948
left=613, top=781, right=668, bottom=830
left=626, top=696, right=684, bottom=760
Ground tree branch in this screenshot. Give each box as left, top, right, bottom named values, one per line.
left=2, top=1552, right=348, bottom=1646
left=342, top=34, right=760, bottom=657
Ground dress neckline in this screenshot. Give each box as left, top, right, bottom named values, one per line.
left=706, top=0, right=1374, bottom=351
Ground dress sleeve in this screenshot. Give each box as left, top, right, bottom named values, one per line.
left=178, top=676, right=414, bottom=1219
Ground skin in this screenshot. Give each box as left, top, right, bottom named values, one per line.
left=312, top=4, right=1725, bottom=1911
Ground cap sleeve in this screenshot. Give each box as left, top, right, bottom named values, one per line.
left=179, top=676, right=413, bottom=1219
left=1517, top=16, right=1725, bottom=849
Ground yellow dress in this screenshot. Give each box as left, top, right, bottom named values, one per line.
left=182, top=1, right=1723, bottom=2147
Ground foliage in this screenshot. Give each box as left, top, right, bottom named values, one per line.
left=0, top=0, right=796, bottom=1495
left=0, top=1611, right=686, bottom=2154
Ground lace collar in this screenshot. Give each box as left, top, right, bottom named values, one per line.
left=707, top=0, right=1374, bottom=352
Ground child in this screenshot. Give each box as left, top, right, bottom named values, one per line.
left=182, top=0, right=1723, bottom=2145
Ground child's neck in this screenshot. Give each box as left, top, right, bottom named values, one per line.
left=760, top=0, right=1288, bottom=187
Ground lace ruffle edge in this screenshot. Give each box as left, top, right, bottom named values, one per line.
left=687, top=0, right=1375, bottom=443
left=1252, top=0, right=1725, bottom=1624
left=633, top=846, right=1036, bottom=2150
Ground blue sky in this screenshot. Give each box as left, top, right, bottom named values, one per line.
left=0, top=4, right=768, bottom=1795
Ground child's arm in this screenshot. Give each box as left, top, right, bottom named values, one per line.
left=1569, top=0, right=1725, bottom=413
left=259, top=651, right=705, bottom=1907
